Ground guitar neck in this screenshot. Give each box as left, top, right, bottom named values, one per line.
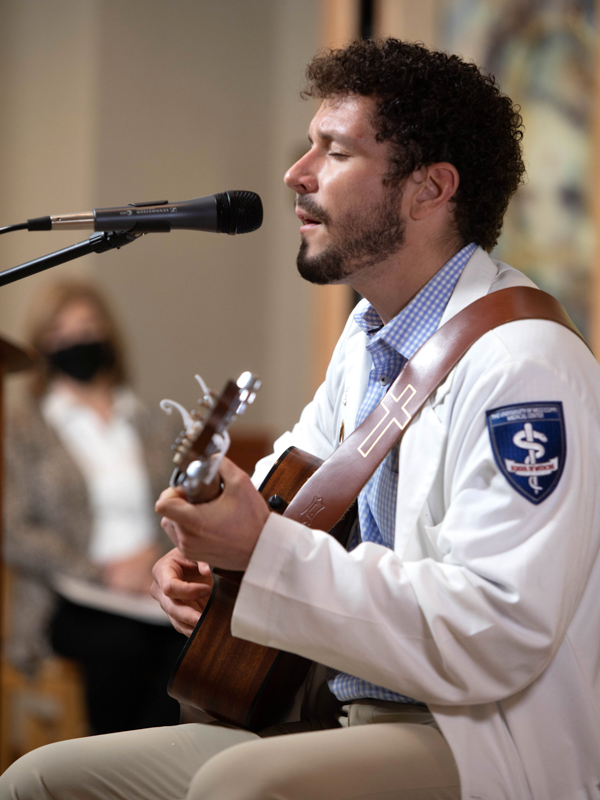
left=168, top=373, right=260, bottom=506
left=185, top=473, right=222, bottom=504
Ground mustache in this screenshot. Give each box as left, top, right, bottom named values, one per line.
left=294, top=197, right=331, bottom=226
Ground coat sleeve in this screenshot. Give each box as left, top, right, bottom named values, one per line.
left=3, top=409, right=100, bottom=582
left=233, top=331, right=600, bottom=706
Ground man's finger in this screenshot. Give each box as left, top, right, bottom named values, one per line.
left=169, top=616, right=197, bottom=637
left=155, top=486, right=189, bottom=517
left=218, top=456, right=246, bottom=483
left=150, top=583, right=203, bottom=632
left=161, top=516, right=181, bottom=545
left=161, top=577, right=211, bottom=600
left=157, top=498, right=203, bottom=530
left=152, top=558, right=212, bottom=599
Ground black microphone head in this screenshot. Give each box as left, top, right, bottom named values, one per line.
left=216, top=191, right=263, bottom=235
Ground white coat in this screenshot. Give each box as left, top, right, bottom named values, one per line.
left=232, top=247, right=600, bottom=800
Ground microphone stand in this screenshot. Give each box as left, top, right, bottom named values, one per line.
left=0, top=230, right=141, bottom=287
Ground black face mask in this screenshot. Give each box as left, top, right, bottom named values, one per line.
left=47, top=341, right=116, bottom=383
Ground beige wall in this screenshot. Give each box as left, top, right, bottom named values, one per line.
left=0, top=0, right=319, bottom=435
left=374, top=0, right=438, bottom=46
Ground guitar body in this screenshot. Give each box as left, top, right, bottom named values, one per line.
left=168, top=446, right=355, bottom=732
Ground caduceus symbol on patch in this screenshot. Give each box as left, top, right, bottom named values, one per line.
left=512, top=422, right=548, bottom=495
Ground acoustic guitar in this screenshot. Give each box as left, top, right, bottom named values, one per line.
left=161, top=372, right=354, bottom=731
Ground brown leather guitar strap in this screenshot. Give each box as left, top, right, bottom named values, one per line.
left=282, top=286, right=585, bottom=533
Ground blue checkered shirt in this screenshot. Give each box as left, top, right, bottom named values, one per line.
left=328, top=242, right=477, bottom=703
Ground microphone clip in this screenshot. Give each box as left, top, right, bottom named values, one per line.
left=88, top=230, right=143, bottom=253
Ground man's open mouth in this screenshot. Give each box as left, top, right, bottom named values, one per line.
left=295, top=208, right=322, bottom=228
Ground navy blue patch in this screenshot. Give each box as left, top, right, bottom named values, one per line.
left=486, top=402, right=566, bottom=504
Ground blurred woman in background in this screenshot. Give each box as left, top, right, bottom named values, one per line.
left=3, top=280, right=184, bottom=735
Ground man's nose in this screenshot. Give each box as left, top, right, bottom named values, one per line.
left=284, top=152, right=317, bottom=194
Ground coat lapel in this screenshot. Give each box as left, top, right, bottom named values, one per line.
left=338, top=326, right=370, bottom=442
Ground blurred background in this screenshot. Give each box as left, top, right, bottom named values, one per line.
left=0, top=0, right=597, bottom=769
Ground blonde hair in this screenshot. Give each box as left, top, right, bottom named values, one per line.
left=26, top=279, right=128, bottom=397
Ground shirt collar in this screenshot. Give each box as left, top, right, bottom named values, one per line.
left=354, top=242, right=477, bottom=359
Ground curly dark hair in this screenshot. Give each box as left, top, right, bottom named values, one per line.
left=302, top=38, right=525, bottom=252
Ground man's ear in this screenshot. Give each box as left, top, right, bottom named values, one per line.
left=407, top=163, right=459, bottom=221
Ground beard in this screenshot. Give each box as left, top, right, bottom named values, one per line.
left=296, top=187, right=406, bottom=285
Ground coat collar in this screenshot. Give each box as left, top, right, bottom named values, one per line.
left=439, top=246, right=499, bottom=327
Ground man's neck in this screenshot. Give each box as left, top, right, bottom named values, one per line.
left=348, top=235, right=464, bottom=324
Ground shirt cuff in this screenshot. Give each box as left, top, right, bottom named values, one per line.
left=231, top=512, right=304, bottom=646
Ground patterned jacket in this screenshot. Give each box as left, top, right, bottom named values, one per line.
left=3, top=393, right=176, bottom=674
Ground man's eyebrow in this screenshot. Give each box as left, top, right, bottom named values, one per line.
left=308, top=129, right=356, bottom=148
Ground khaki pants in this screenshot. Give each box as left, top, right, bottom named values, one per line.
left=0, top=702, right=460, bottom=800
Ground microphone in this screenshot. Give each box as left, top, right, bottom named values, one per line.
left=26, top=191, right=263, bottom=235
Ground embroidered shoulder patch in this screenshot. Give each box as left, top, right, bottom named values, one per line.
left=486, top=402, right=566, bottom=504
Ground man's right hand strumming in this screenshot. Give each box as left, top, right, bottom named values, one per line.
left=150, top=547, right=213, bottom=636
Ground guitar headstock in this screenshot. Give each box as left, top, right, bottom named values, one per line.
left=161, top=371, right=261, bottom=503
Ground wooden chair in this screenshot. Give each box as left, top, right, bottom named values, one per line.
left=0, top=569, right=88, bottom=771
left=0, top=655, right=88, bottom=769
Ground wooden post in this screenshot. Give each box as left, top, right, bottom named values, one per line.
left=0, top=339, right=35, bottom=767
left=591, top=0, right=600, bottom=355
left=0, top=340, right=35, bottom=643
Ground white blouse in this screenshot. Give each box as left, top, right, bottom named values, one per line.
left=42, top=385, right=168, bottom=623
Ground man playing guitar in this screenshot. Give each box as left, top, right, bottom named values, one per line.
left=3, top=37, right=600, bottom=800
